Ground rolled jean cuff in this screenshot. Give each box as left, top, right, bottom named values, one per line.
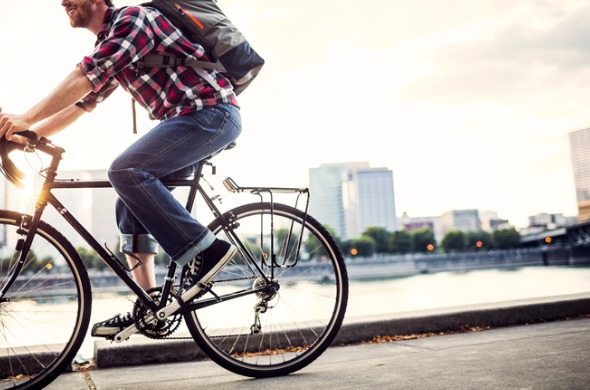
left=174, top=231, right=216, bottom=267
left=120, top=234, right=159, bottom=254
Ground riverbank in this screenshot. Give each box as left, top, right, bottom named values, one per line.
left=84, top=249, right=590, bottom=293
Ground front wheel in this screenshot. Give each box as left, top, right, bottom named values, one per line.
left=0, top=210, right=92, bottom=389
left=184, top=202, right=348, bottom=377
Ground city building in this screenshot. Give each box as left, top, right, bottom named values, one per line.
left=440, top=209, right=481, bottom=235
left=569, top=128, right=590, bottom=221
left=397, top=212, right=443, bottom=242
left=479, top=210, right=509, bottom=231
left=308, top=162, right=396, bottom=240
left=526, top=212, right=576, bottom=230
left=342, top=166, right=397, bottom=239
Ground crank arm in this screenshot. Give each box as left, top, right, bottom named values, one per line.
left=114, top=323, right=138, bottom=343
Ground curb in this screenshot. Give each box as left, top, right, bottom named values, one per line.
left=94, top=294, right=590, bottom=368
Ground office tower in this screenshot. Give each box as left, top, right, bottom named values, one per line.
left=309, top=162, right=397, bottom=240
left=342, top=166, right=397, bottom=239
left=569, top=128, right=590, bottom=221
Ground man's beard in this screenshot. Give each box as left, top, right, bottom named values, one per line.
left=69, top=1, right=93, bottom=28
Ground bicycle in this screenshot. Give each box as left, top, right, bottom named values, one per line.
left=0, top=131, right=348, bottom=389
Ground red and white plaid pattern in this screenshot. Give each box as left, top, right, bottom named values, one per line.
left=76, top=6, right=237, bottom=120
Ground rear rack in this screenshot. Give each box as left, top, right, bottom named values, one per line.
left=222, top=177, right=310, bottom=268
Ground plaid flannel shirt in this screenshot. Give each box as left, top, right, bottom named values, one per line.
left=76, top=6, right=237, bottom=120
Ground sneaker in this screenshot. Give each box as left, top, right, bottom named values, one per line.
left=91, top=312, right=135, bottom=338
left=183, top=239, right=236, bottom=300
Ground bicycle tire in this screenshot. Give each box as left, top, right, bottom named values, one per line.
left=0, top=210, right=92, bottom=390
left=184, top=202, right=348, bottom=377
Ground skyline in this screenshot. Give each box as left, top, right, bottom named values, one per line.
left=0, top=0, right=585, bottom=229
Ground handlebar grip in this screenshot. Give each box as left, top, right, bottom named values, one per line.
left=0, top=131, right=37, bottom=186
left=17, top=130, right=40, bottom=144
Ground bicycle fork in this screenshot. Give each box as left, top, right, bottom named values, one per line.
left=0, top=214, right=43, bottom=301
left=2, top=142, right=62, bottom=301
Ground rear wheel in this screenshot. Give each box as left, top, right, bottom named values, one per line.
left=0, top=210, right=91, bottom=389
left=184, top=203, right=348, bottom=377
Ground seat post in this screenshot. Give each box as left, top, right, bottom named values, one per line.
left=184, top=161, right=205, bottom=213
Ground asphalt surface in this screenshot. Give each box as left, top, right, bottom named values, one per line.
left=50, top=316, right=590, bottom=389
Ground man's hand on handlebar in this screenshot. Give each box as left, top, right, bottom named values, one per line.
left=0, top=108, right=33, bottom=144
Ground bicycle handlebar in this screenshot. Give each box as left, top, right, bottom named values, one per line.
left=0, top=130, right=41, bottom=187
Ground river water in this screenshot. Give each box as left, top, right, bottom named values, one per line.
left=9, top=265, right=590, bottom=360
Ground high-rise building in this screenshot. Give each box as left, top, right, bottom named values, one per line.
left=342, top=166, right=397, bottom=239
left=569, top=128, right=590, bottom=221
left=308, top=162, right=396, bottom=240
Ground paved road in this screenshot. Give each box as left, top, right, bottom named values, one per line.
left=51, top=317, right=590, bottom=389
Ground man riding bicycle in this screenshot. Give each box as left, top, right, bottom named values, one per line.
left=0, top=0, right=241, bottom=338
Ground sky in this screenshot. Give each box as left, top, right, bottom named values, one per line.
left=0, top=0, right=586, bottom=229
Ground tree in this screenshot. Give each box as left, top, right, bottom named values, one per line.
left=77, top=246, right=107, bottom=271
left=466, top=230, right=493, bottom=251
left=362, top=227, right=392, bottom=253
left=322, top=225, right=343, bottom=249
left=442, top=230, right=466, bottom=253
left=0, top=250, right=48, bottom=274
left=390, top=230, right=412, bottom=254
left=411, top=228, right=436, bottom=253
left=493, top=227, right=521, bottom=249
left=345, top=236, right=376, bottom=257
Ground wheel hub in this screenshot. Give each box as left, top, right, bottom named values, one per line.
left=252, top=277, right=280, bottom=301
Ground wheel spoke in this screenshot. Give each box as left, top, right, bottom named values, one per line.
left=0, top=211, right=90, bottom=389
left=183, top=203, right=348, bottom=377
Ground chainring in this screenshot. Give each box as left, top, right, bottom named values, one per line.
left=133, top=286, right=183, bottom=339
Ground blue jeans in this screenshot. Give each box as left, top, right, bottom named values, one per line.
left=108, top=104, right=241, bottom=266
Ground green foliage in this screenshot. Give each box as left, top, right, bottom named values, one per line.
left=466, top=230, right=493, bottom=250
left=346, top=236, right=376, bottom=257
left=155, top=251, right=170, bottom=267
left=411, top=228, right=436, bottom=253
left=0, top=249, right=50, bottom=274
left=390, top=230, right=412, bottom=254
left=442, top=230, right=466, bottom=253
left=493, top=227, right=521, bottom=249
left=362, top=227, right=392, bottom=253
left=77, top=246, right=107, bottom=271
left=324, top=225, right=344, bottom=249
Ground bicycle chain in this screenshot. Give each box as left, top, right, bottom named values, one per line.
left=139, top=275, right=264, bottom=340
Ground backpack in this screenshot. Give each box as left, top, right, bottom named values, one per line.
left=140, top=0, right=265, bottom=95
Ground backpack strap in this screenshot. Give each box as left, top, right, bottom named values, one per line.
left=138, top=54, right=225, bottom=92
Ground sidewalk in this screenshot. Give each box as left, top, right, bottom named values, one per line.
left=92, top=292, right=590, bottom=368
left=51, top=316, right=590, bottom=389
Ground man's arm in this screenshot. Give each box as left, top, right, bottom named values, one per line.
left=33, top=104, right=88, bottom=138
left=0, top=66, right=92, bottom=140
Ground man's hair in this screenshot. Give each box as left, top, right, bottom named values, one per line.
left=105, top=0, right=114, bottom=6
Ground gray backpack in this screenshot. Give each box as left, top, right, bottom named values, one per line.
left=140, top=0, right=265, bottom=95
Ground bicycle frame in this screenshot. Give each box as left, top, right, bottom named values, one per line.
left=0, top=136, right=310, bottom=322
